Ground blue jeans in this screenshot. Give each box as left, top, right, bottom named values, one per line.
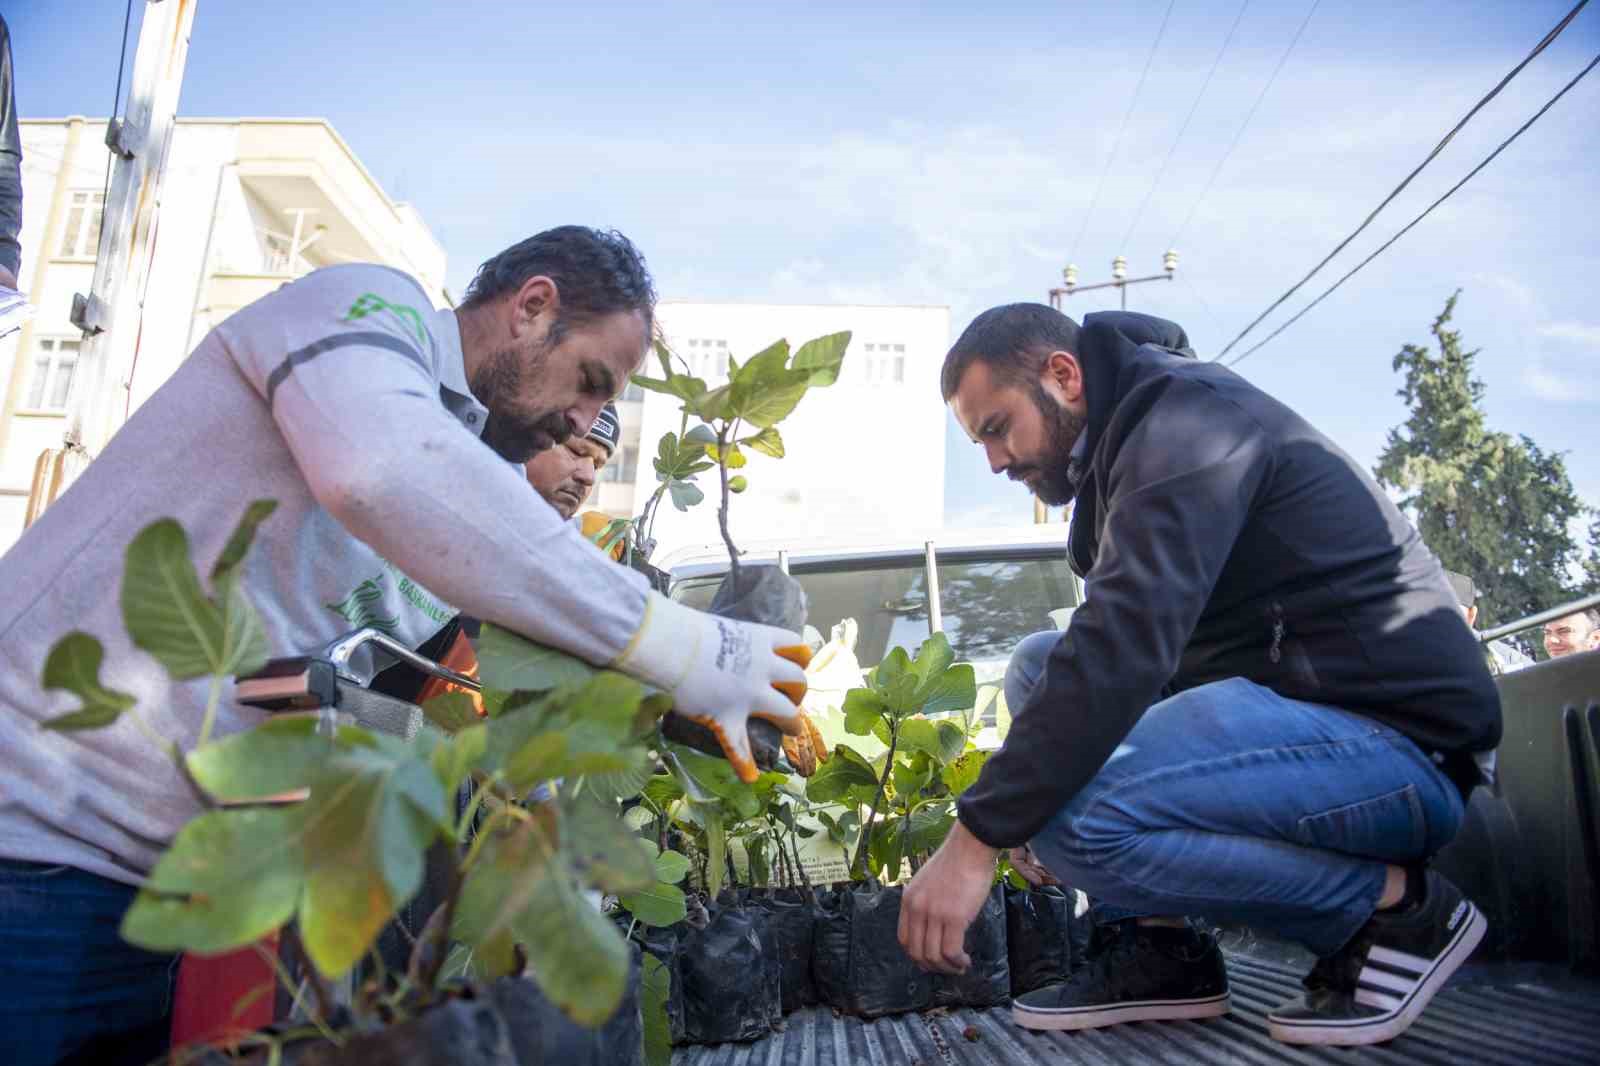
left=1006, top=631, right=1466, bottom=956
left=0, top=859, right=177, bottom=1066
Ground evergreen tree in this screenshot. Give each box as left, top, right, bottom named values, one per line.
left=1583, top=516, right=1600, bottom=595
left=1375, top=292, right=1588, bottom=628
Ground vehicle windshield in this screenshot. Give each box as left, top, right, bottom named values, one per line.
left=671, top=551, right=1079, bottom=677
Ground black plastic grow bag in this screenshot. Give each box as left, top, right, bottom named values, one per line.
left=931, top=883, right=1010, bottom=1008
left=747, top=887, right=821, bottom=1011
left=1005, top=884, right=1091, bottom=996
left=812, top=882, right=934, bottom=1019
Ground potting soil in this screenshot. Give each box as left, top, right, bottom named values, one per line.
left=811, top=883, right=934, bottom=1019
left=931, top=883, right=1011, bottom=1008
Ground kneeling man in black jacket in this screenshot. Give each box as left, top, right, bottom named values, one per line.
left=898, top=304, right=1500, bottom=1047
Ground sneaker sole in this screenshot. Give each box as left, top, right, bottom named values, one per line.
left=1013, top=991, right=1231, bottom=1032
left=1268, top=903, right=1487, bottom=1047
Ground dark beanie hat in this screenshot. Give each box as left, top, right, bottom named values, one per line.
left=588, top=402, right=621, bottom=455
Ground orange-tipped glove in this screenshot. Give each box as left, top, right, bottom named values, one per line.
left=781, top=709, right=830, bottom=778
left=613, top=591, right=810, bottom=782
left=773, top=644, right=830, bottom=777
left=578, top=511, right=628, bottom=561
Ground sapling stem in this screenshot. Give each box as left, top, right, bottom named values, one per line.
left=410, top=859, right=463, bottom=997
left=789, top=826, right=812, bottom=891
left=367, top=943, right=389, bottom=992
left=716, top=421, right=741, bottom=587
left=273, top=929, right=343, bottom=1047
left=454, top=775, right=497, bottom=840
left=852, top=722, right=898, bottom=879
left=197, top=672, right=224, bottom=748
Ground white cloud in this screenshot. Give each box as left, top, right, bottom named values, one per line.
left=1521, top=356, right=1597, bottom=405
left=1538, top=321, right=1600, bottom=348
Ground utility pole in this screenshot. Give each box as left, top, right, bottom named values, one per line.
left=25, top=0, right=199, bottom=527
left=1032, top=250, right=1179, bottom=525
left=1050, top=250, right=1179, bottom=311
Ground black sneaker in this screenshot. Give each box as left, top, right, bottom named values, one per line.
left=1011, top=920, right=1230, bottom=1032
left=1268, top=869, right=1487, bottom=1046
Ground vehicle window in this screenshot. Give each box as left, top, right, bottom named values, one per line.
left=934, top=556, right=1079, bottom=667
left=673, top=560, right=933, bottom=670
left=671, top=552, right=1077, bottom=678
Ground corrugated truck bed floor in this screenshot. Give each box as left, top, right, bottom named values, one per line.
left=673, top=955, right=1600, bottom=1066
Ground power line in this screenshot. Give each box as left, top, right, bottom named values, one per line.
left=1215, top=0, right=1590, bottom=361
left=1121, top=0, right=1252, bottom=252
left=1065, top=0, right=1178, bottom=267
left=1168, top=0, right=1322, bottom=252
left=1226, top=50, right=1600, bottom=368
left=1178, top=272, right=1230, bottom=340
left=98, top=0, right=136, bottom=208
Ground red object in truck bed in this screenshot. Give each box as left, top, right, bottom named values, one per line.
left=170, top=935, right=278, bottom=1049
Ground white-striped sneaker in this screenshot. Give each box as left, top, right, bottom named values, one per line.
left=1268, top=869, right=1487, bottom=1046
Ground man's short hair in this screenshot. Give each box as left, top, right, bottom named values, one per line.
left=461, top=225, right=656, bottom=341
left=941, top=303, right=1081, bottom=400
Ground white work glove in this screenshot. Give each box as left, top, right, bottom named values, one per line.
left=613, top=591, right=809, bottom=781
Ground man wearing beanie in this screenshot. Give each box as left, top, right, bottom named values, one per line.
left=527, top=400, right=621, bottom=521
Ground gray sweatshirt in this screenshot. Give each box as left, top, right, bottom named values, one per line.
left=0, top=263, right=648, bottom=885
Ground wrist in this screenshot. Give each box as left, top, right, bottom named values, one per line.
left=612, top=591, right=703, bottom=691
left=948, top=817, right=1001, bottom=866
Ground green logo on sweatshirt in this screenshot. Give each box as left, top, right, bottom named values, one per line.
left=326, top=571, right=401, bottom=635
left=344, top=293, right=427, bottom=347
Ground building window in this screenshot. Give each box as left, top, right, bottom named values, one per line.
left=599, top=445, right=639, bottom=484
left=24, top=337, right=81, bottom=413
left=58, top=191, right=105, bottom=258
left=856, top=344, right=906, bottom=384
left=688, top=339, right=728, bottom=379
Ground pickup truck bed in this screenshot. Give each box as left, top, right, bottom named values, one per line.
left=674, top=950, right=1600, bottom=1065
left=677, top=644, right=1600, bottom=1066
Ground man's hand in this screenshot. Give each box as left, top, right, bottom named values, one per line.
left=613, top=591, right=807, bottom=781
left=898, top=819, right=1000, bottom=974
left=1008, top=845, right=1059, bottom=888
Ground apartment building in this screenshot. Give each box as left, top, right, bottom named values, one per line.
left=0, top=117, right=447, bottom=548
left=616, top=300, right=950, bottom=556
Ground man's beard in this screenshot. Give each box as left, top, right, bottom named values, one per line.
left=1015, top=382, right=1087, bottom=507
left=471, top=341, right=570, bottom=463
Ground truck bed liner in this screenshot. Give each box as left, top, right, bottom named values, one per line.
left=673, top=954, right=1600, bottom=1065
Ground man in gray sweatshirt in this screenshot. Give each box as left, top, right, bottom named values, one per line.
left=0, top=226, right=809, bottom=1065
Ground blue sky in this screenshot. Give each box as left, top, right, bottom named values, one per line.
left=11, top=1, right=1599, bottom=536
